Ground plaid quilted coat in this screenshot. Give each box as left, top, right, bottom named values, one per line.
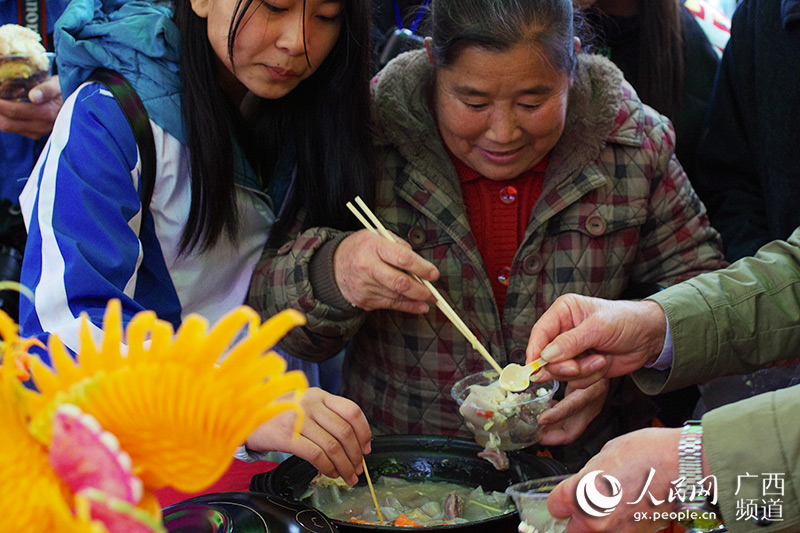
left=248, top=51, right=726, bottom=468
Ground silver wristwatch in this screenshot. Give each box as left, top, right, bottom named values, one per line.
left=677, top=420, right=725, bottom=531
left=678, top=420, right=706, bottom=510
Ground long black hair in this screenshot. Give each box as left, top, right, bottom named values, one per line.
left=172, top=0, right=375, bottom=253
left=635, top=1, right=684, bottom=122
left=581, top=1, right=684, bottom=122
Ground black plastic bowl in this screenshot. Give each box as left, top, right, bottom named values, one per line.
left=250, top=434, right=566, bottom=533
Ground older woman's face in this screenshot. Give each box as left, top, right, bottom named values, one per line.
left=434, top=42, right=573, bottom=182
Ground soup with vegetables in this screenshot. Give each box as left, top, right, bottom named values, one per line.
left=303, top=474, right=515, bottom=527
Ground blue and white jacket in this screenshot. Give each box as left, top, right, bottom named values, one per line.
left=19, top=0, right=276, bottom=359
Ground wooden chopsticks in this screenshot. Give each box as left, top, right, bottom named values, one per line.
left=346, top=197, right=503, bottom=374
left=362, top=457, right=384, bottom=525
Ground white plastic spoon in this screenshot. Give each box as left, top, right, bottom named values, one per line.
left=498, top=359, right=548, bottom=392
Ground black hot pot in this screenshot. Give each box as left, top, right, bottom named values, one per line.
left=161, top=491, right=338, bottom=532
left=249, top=434, right=567, bottom=533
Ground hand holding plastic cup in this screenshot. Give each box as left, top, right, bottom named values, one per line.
left=0, top=24, right=55, bottom=101
left=506, top=475, right=572, bottom=533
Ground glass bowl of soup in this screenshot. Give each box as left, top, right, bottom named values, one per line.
left=451, top=370, right=558, bottom=451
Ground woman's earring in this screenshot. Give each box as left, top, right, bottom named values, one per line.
left=424, top=37, right=434, bottom=65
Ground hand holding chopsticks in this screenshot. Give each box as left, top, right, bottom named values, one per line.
left=346, top=197, right=504, bottom=374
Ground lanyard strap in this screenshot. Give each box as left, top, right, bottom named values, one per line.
left=88, top=69, right=156, bottom=222
left=18, top=0, right=49, bottom=49
left=393, top=0, right=431, bottom=34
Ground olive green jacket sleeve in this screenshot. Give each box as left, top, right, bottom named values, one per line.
left=638, top=230, right=800, bottom=391
left=633, top=228, right=800, bottom=532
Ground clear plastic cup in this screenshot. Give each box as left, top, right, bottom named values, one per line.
left=451, top=370, right=558, bottom=451
left=505, top=475, right=572, bottom=533
left=0, top=51, right=54, bottom=101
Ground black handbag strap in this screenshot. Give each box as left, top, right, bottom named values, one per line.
left=87, top=68, right=156, bottom=222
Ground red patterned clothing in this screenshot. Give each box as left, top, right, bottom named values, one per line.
left=456, top=155, right=547, bottom=318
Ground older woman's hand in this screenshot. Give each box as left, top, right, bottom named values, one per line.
left=537, top=378, right=609, bottom=446
left=245, top=388, right=372, bottom=485
left=333, top=229, right=439, bottom=314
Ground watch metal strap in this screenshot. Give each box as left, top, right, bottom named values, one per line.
left=678, top=420, right=706, bottom=509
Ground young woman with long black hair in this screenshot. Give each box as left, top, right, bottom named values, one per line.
left=19, top=0, right=374, bottom=484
